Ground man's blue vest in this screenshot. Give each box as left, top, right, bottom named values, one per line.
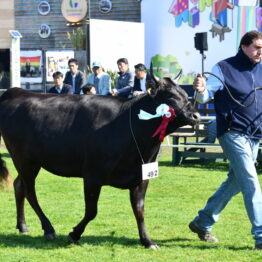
left=214, top=50, right=262, bottom=139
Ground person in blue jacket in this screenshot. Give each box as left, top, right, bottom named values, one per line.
left=112, top=58, right=134, bottom=98
left=189, top=30, right=262, bottom=249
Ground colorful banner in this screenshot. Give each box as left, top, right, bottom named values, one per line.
left=212, top=0, right=228, bottom=19
left=20, top=50, right=42, bottom=84
left=237, top=6, right=256, bottom=48
left=257, top=7, right=262, bottom=31
left=233, top=0, right=257, bottom=6
left=141, top=1, right=259, bottom=81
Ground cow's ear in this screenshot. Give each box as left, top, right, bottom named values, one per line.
left=150, top=62, right=160, bottom=83
left=149, top=62, right=160, bottom=96
left=146, top=79, right=158, bottom=96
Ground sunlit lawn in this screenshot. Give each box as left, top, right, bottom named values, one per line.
left=1, top=146, right=262, bottom=262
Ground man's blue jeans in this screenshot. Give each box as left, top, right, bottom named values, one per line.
left=192, top=131, right=262, bottom=244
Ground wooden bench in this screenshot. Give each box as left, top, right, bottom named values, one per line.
left=162, top=118, right=225, bottom=165
left=161, top=86, right=262, bottom=165
left=161, top=89, right=226, bottom=165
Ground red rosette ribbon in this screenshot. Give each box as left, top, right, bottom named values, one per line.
left=152, top=107, right=175, bottom=142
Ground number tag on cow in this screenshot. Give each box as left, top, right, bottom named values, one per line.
left=142, top=162, right=159, bottom=180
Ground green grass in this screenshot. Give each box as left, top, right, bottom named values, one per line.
left=1, top=147, right=262, bottom=262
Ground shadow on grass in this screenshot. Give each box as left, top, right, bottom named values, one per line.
left=0, top=233, right=151, bottom=249
left=0, top=233, right=254, bottom=251
left=0, top=233, right=141, bottom=249
left=1, top=152, right=11, bottom=159
left=159, top=159, right=262, bottom=175
left=159, top=160, right=229, bottom=172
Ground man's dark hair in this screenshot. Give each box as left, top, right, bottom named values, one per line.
left=82, top=84, right=95, bottom=94
left=239, top=30, right=262, bottom=49
left=52, top=71, right=63, bottom=79
left=68, top=58, right=79, bottom=65
left=117, top=58, right=128, bottom=65
left=134, top=63, right=147, bottom=71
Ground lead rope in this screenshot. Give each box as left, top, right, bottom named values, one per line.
left=202, top=72, right=262, bottom=108
left=200, top=72, right=262, bottom=136
left=129, top=106, right=145, bottom=164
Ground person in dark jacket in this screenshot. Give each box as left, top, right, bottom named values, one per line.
left=133, top=63, right=152, bottom=97
left=112, top=58, right=134, bottom=98
left=49, top=71, right=73, bottom=94
left=189, top=30, right=262, bottom=249
left=63, top=58, right=85, bottom=94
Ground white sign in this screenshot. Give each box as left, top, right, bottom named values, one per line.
left=45, top=50, right=74, bottom=82
left=11, top=38, right=21, bottom=87
left=61, top=0, right=88, bottom=23
left=38, top=1, right=51, bottom=15
left=99, top=0, right=112, bottom=13
left=142, top=162, right=159, bottom=180
left=39, top=24, right=51, bottom=38
left=89, top=19, right=144, bottom=71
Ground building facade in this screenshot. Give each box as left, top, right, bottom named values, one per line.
left=15, top=0, right=141, bottom=50
left=7, top=0, right=142, bottom=91
left=0, top=0, right=15, bottom=89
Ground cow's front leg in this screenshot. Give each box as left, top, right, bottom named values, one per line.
left=130, top=180, right=159, bottom=249
left=68, top=180, right=101, bottom=244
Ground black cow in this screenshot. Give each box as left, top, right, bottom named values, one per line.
left=0, top=73, right=199, bottom=249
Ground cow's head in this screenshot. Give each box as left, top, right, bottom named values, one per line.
left=149, top=64, right=200, bottom=130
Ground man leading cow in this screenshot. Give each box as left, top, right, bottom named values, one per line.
left=189, top=30, right=262, bottom=250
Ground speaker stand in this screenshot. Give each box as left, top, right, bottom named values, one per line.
left=200, top=51, right=206, bottom=74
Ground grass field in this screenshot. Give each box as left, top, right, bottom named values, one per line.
left=1, top=147, right=262, bottom=262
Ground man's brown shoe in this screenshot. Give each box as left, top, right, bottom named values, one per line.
left=189, top=222, right=218, bottom=243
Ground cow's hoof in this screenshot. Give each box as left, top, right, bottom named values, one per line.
left=44, top=232, right=57, bottom=240
left=19, top=230, right=29, bottom=235
left=67, top=233, right=79, bottom=244
left=17, top=224, right=29, bottom=234
left=148, top=244, right=160, bottom=250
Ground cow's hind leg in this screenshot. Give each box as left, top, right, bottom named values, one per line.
left=130, top=180, right=159, bottom=249
left=19, top=166, right=56, bottom=240
left=14, top=176, right=29, bottom=233
left=68, top=180, right=101, bottom=244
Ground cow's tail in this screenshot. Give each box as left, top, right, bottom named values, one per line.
left=0, top=153, right=12, bottom=191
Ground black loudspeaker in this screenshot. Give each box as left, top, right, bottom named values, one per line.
left=194, top=32, right=208, bottom=53
left=260, top=0, right=262, bottom=7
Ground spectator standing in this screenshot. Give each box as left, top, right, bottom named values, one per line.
left=64, top=58, right=85, bottom=94
left=112, top=58, right=134, bottom=98
left=86, top=61, right=111, bottom=95
left=49, top=71, right=73, bottom=94
left=189, top=30, right=262, bottom=249
left=133, top=63, right=152, bottom=96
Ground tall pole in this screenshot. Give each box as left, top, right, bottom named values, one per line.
left=10, top=35, right=22, bottom=88
left=86, top=0, right=91, bottom=67
left=201, top=51, right=206, bottom=74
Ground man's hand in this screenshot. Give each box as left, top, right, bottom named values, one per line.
left=111, top=88, right=118, bottom=96
left=193, top=74, right=206, bottom=93
left=133, top=91, right=144, bottom=97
